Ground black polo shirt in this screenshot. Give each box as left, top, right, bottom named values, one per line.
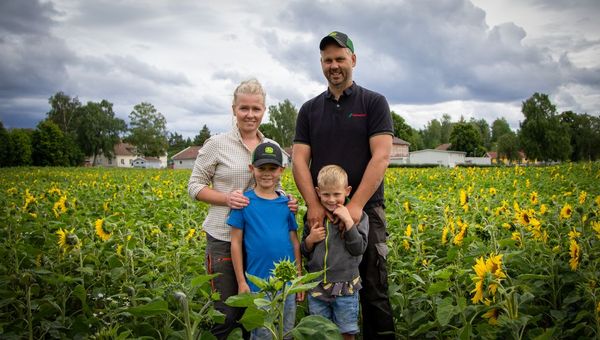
left=294, top=82, right=393, bottom=208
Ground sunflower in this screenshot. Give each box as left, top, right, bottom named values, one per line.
left=540, top=204, right=548, bottom=215
left=56, top=228, right=79, bottom=252
left=441, top=226, right=449, bottom=245
left=592, top=221, right=600, bottom=239
left=482, top=308, right=500, bottom=325
left=95, top=218, right=111, bottom=241
left=569, top=239, right=581, bottom=271
left=530, top=191, right=538, bottom=205
left=185, top=228, right=196, bottom=241
left=460, top=189, right=468, bottom=206
left=471, top=254, right=506, bottom=304
left=403, top=201, right=411, bottom=213
left=560, top=204, right=573, bottom=220
left=403, top=224, right=412, bottom=250
left=578, top=191, right=587, bottom=204
left=489, top=187, right=497, bottom=196
left=568, top=228, right=581, bottom=240
left=516, top=210, right=532, bottom=226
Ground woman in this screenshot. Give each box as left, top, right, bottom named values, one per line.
left=188, top=78, right=294, bottom=339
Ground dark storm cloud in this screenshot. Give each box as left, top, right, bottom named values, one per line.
left=260, top=0, right=599, bottom=106
left=0, top=0, right=74, bottom=99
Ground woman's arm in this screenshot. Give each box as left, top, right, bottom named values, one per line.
left=231, top=228, right=250, bottom=294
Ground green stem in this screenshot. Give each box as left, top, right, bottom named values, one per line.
left=26, top=284, right=33, bottom=340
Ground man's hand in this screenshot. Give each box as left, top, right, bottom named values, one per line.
left=307, top=203, right=327, bottom=232
left=226, top=190, right=249, bottom=209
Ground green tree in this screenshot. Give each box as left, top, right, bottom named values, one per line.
left=490, top=118, right=512, bottom=147
left=392, top=111, right=413, bottom=141
left=193, top=124, right=211, bottom=146
left=496, top=131, right=520, bottom=162
left=168, top=132, right=192, bottom=159
left=519, top=93, right=570, bottom=162
left=32, top=120, right=68, bottom=166
left=440, top=114, right=453, bottom=144
left=47, top=91, right=82, bottom=134
left=259, top=122, right=278, bottom=141
left=0, top=122, right=9, bottom=167
left=77, top=100, right=127, bottom=165
left=470, top=118, right=491, bottom=150
left=267, top=99, right=297, bottom=147
left=8, top=129, right=33, bottom=166
left=560, top=111, right=598, bottom=161
left=421, top=119, right=442, bottom=149
left=409, top=129, right=424, bottom=151
left=127, top=102, right=168, bottom=157
left=449, top=122, right=485, bottom=157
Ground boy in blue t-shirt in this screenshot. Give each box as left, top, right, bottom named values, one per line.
left=228, top=141, right=303, bottom=339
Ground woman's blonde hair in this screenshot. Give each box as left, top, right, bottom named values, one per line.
left=232, top=78, right=266, bottom=106
left=317, top=164, right=348, bottom=189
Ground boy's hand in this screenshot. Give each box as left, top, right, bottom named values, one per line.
left=238, top=281, right=251, bottom=294
left=296, top=291, right=305, bottom=302
left=333, top=204, right=354, bottom=231
left=307, top=223, right=326, bottom=244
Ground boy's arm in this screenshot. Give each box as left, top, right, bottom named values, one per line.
left=290, top=230, right=305, bottom=301
left=230, top=228, right=250, bottom=294
left=344, top=212, right=370, bottom=256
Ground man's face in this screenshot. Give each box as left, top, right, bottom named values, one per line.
left=320, top=44, right=356, bottom=89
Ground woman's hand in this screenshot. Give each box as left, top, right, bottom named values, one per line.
left=287, top=194, right=299, bottom=213
left=226, top=190, right=249, bottom=209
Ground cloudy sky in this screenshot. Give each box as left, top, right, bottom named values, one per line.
left=1, top=0, right=599, bottom=138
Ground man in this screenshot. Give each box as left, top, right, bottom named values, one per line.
left=293, top=31, right=395, bottom=339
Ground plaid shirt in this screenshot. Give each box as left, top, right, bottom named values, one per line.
left=188, top=128, right=273, bottom=242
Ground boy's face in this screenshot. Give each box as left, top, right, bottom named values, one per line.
left=316, top=183, right=351, bottom=212
left=249, top=163, right=283, bottom=190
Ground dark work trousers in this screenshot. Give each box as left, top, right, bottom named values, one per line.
left=360, top=205, right=396, bottom=339
left=205, top=234, right=248, bottom=339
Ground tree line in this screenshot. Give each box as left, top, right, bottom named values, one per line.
left=1, top=91, right=598, bottom=168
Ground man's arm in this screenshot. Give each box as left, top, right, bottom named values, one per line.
left=292, top=143, right=326, bottom=230
left=345, top=134, right=392, bottom=223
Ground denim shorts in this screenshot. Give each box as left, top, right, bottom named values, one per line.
left=251, top=293, right=296, bottom=340
left=307, top=291, right=360, bottom=335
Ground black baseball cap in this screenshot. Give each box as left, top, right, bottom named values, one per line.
left=319, top=31, right=354, bottom=53
left=252, top=142, right=283, bottom=167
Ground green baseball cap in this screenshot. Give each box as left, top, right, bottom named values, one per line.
left=319, top=31, right=354, bottom=53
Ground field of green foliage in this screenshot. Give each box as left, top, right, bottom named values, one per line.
left=1, top=163, right=599, bottom=339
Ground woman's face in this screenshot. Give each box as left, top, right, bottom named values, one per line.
left=233, top=93, right=265, bottom=135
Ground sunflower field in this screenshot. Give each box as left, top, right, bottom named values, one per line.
left=1, top=163, right=599, bottom=339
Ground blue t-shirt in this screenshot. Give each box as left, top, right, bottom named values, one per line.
left=227, top=189, right=298, bottom=292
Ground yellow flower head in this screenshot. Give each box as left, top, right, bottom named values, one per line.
left=489, top=187, right=497, bottom=196
left=185, top=228, right=196, bottom=241
left=56, top=228, right=79, bottom=252
left=116, top=244, right=124, bottom=257
left=592, top=221, right=600, bottom=239
left=568, top=228, right=581, bottom=240
left=441, top=226, right=449, bottom=245
left=540, top=204, right=548, bottom=215
left=578, top=191, right=587, bottom=204
left=482, top=308, right=500, bottom=325
left=530, top=191, right=538, bottom=205
left=471, top=254, right=506, bottom=304
left=404, top=224, right=412, bottom=238
left=95, top=219, right=111, bottom=241
left=403, top=201, right=411, bottom=213
left=460, top=189, right=468, bottom=206
left=560, top=204, right=573, bottom=220
left=569, top=239, right=581, bottom=271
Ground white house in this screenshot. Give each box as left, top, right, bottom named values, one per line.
left=172, top=146, right=202, bottom=169
left=409, top=149, right=466, bottom=167
left=390, top=137, right=410, bottom=165
left=87, top=142, right=167, bottom=168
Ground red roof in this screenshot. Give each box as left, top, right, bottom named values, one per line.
left=172, top=146, right=202, bottom=160
left=435, top=143, right=451, bottom=150
left=393, top=137, right=410, bottom=145
left=114, top=143, right=136, bottom=156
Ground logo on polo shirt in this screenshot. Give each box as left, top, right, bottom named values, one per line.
left=348, top=112, right=367, bottom=118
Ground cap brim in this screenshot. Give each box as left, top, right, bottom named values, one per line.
left=252, top=159, right=282, bottom=167
left=319, top=36, right=345, bottom=50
